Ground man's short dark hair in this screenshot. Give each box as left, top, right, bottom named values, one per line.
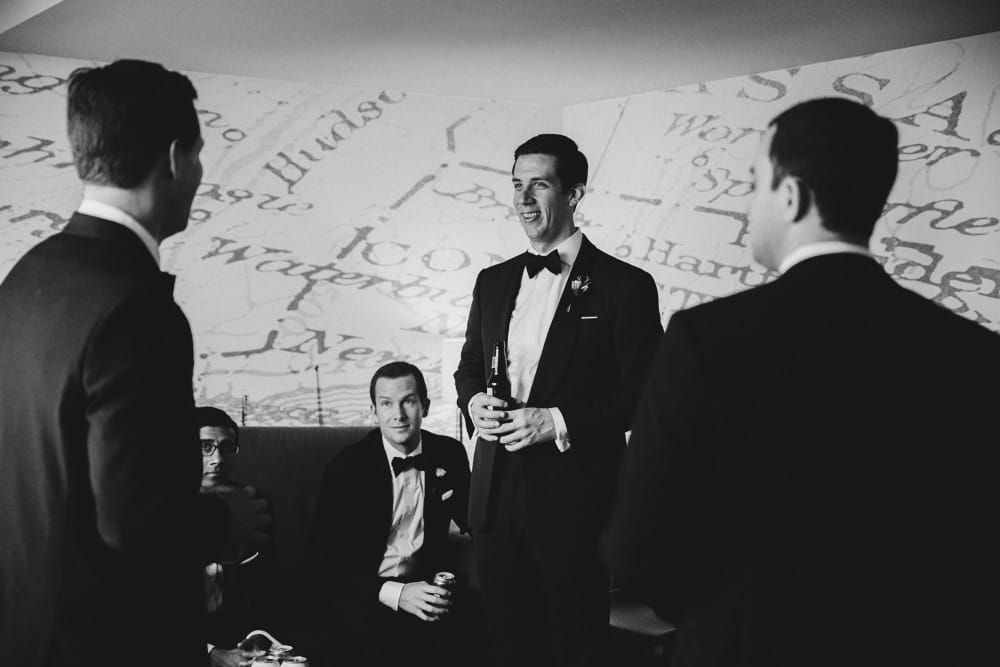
left=369, top=361, right=429, bottom=409
left=194, top=406, right=239, bottom=442
left=513, top=133, right=588, bottom=192
left=768, top=97, right=898, bottom=240
left=67, top=59, right=200, bottom=189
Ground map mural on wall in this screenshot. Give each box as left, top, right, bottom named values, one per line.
left=568, top=31, right=1000, bottom=335
left=1, top=31, right=998, bottom=434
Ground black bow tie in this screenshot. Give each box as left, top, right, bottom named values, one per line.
left=391, top=454, right=427, bottom=476
left=525, top=250, right=562, bottom=278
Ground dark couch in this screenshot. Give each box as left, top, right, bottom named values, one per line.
left=235, top=426, right=370, bottom=593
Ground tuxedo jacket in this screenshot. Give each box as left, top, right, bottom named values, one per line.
left=455, top=235, right=662, bottom=535
left=612, top=254, right=1000, bottom=667
left=306, top=429, right=471, bottom=613
left=0, top=214, right=228, bottom=667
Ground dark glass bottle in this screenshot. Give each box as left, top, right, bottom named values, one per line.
left=485, top=340, right=511, bottom=405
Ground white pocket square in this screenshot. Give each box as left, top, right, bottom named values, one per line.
left=580, top=315, right=598, bottom=320
left=441, top=489, right=454, bottom=501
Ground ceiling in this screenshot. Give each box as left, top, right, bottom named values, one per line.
left=2, top=0, right=999, bottom=105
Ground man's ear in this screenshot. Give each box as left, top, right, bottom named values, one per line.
left=568, top=183, right=585, bottom=208
left=422, top=399, right=430, bottom=418
left=167, top=139, right=183, bottom=181
left=782, top=176, right=812, bottom=223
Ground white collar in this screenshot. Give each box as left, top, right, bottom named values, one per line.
left=778, top=241, right=872, bottom=274
left=78, top=199, right=160, bottom=266
left=381, top=434, right=423, bottom=464
left=528, top=228, right=583, bottom=269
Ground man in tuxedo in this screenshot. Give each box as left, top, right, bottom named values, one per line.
left=0, top=60, right=270, bottom=667
left=454, top=134, right=662, bottom=667
left=611, top=97, right=999, bottom=667
left=197, top=407, right=278, bottom=666
left=305, top=362, right=471, bottom=667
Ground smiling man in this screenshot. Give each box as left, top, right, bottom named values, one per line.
left=306, top=362, right=471, bottom=667
left=454, top=134, right=662, bottom=667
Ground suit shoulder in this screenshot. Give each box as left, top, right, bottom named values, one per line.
left=476, top=255, right=522, bottom=280
left=326, top=429, right=381, bottom=472
left=668, top=281, right=772, bottom=330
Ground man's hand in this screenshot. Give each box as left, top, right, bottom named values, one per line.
left=209, top=647, right=253, bottom=667
left=208, top=485, right=272, bottom=555
left=398, top=581, right=452, bottom=622
left=494, top=407, right=556, bottom=452
left=469, top=392, right=510, bottom=441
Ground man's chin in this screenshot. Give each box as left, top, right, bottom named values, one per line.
left=385, top=430, right=419, bottom=450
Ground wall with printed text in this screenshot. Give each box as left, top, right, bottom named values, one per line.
left=1, top=31, right=997, bottom=431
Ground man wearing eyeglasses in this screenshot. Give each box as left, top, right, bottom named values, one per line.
left=197, top=407, right=277, bottom=667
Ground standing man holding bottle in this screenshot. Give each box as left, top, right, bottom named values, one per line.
left=454, top=134, right=662, bottom=667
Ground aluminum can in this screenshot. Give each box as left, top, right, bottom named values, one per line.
left=433, top=571, right=455, bottom=589
left=281, top=657, right=309, bottom=667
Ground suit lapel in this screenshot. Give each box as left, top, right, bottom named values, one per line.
left=421, top=432, right=439, bottom=526
left=493, top=255, right=527, bottom=347
left=468, top=258, right=524, bottom=530
left=528, top=237, right=597, bottom=406
left=363, top=431, right=394, bottom=535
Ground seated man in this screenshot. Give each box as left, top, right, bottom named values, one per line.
left=198, top=406, right=278, bottom=667
left=305, top=361, right=472, bottom=667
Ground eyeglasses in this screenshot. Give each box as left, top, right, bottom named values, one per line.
left=200, top=438, right=239, bottom=457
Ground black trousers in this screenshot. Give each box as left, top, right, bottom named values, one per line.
left=296, top=585, right=482, bottom=667
left=474, top=454, right=609, bottom=667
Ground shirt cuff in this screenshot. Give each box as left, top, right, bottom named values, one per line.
left=379, top=580, right=405, bottom=611
left=207, top=644, right=215, bottom=654
left=550, top=407, right=570, bottom=452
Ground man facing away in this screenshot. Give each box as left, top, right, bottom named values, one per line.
left=0, top=59, right=270, bottom=667
left=197, top=407, right=278, bottom=667
left=454, top=134, right=662, bottom=667
left=304, top=362, right=471, bottom=667
left=611, top=97, right=999, bottom=667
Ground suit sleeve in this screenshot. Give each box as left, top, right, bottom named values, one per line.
left=558, top=268, right=663, bottom=441
left=307, top=453, right=386, bottom=607
left=82, top=286, right=228, bottom=563
left=609, top=311, right=723, bottom=622
left=454, top=272, right=486, bottom=437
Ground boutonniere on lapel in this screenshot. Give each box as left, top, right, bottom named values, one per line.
left=435, top=467, right=447, bottom=479
left=566, top=275, right=591, bottom=313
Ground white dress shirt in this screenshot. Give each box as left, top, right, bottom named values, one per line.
left=505, top=229, right=583, bottom=452
left=377, top=438, right=425, bottom=611
left=77, top=199, right=160, bottom=266
left=778, top=241, right=872, bottom=274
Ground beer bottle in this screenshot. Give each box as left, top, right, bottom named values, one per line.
left=485, top=340, right=511, bottom=406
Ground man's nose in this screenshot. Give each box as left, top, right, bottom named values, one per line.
left=515, top=187, right=533, bottom=205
